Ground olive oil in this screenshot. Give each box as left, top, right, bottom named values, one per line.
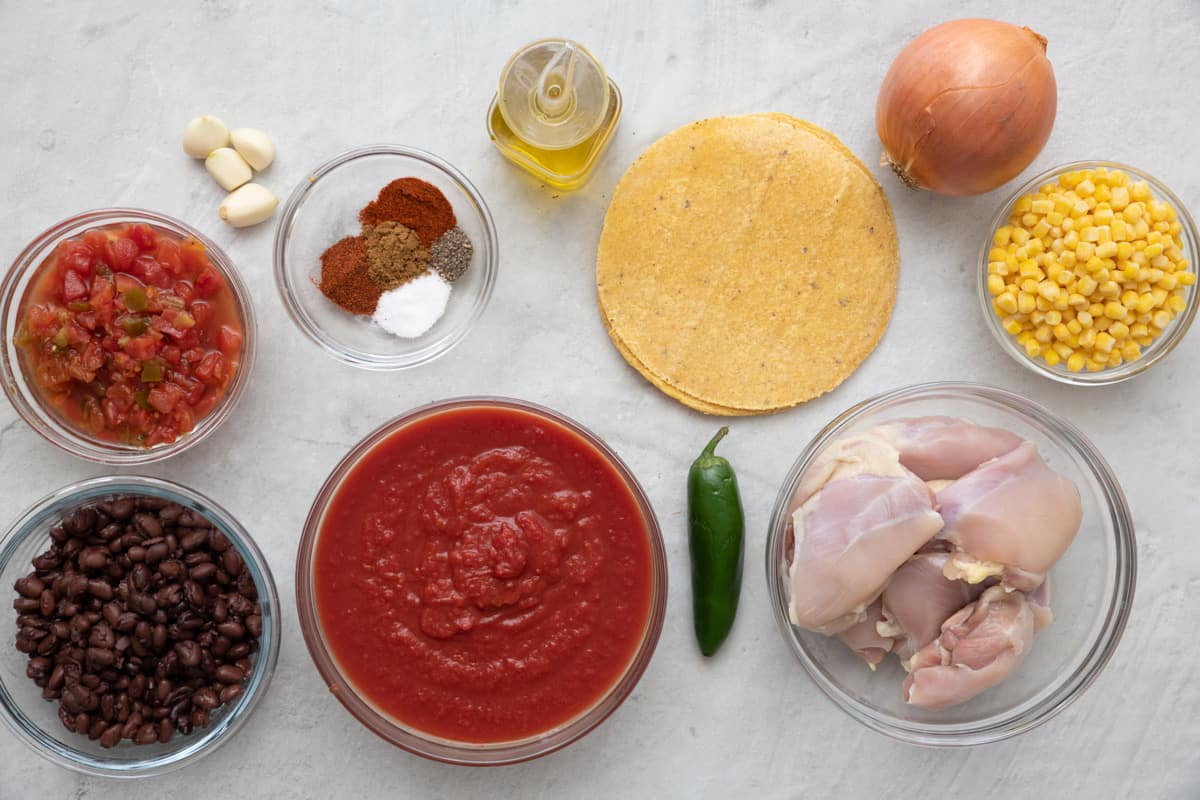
left=487, top=39, right=621, bottom=190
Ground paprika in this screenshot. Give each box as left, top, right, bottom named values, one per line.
left=359, top=178, right=456, bottom=245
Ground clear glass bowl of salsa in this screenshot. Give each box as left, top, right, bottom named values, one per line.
left=0, top=209, right=256, bottom=464
left=295, top=397, right=668, bottom=765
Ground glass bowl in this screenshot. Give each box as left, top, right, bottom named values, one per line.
left=766, top=382, right=1135, bottom=746
left=0, top=208, right=257, bottom=464
left=295, top=397, right=667, bottom=765
left=979, top=161, right=1197, bottom=385
left=0, top=475, right=281, bottom=777
left=274, top=145, right=498, bottom=370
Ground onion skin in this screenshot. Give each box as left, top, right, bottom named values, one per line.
left=876, top=19, right=1057, bottom=196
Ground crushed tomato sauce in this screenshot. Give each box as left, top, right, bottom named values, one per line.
left=16, top=223, right=243, bottom=447
left=314, top=405, right=655, bottom=743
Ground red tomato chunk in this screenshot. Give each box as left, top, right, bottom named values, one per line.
left=17, top=223, right=244, bottom=447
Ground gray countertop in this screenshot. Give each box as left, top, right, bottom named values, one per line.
left=1, top=1, right=1197, bottom=797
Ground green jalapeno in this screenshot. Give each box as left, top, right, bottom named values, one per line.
left=687, top=427, right=744, bottom=657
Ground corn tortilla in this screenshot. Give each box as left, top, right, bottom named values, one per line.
left=596, top=114, right=899, bottom=414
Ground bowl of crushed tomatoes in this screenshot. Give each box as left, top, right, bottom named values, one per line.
left=0, top=209, right=255, bottom=463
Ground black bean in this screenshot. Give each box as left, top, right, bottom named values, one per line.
left=245, top=614, right=262, bottom=638
left=14, top=575, right=44, bottom=598
left=99, top=724, right=123, bottom=748
left=88, top=717, right=108, bottom=740
left=188, top=562, right=216, bottom=582
left=157, top=717, right=174, bottom=743
left=98, top=523, right=123, bottom=541
left=159, top=503, right=184, bottom=524
left=133, top=513, right=162, bottom=539
left=86, top=646, right=115, bottom=667
left=115, top=612, right=138, bottom=632
left=175, top=640, right=201, bottom=668
left=219, top=684, right=244, bottom=704
left=13, top=597, right=40, bottom=613
left=226, top=642, right=251, bottom=660
left=137, top=497, right=167, bottom=511
left=127, top=545, right=147, bottom=563
left=212, top=598, right=228, bottom=623
left=89, top=622, right=114, bottom=649
left=156, top=584, right=183, bottom=608
left=110, top=498, right=136, bottom=520
left=130, top=564, right=150, bottom=591
left=179, top=529, right=209, bottom=551
left=222, top=549, right=243, bottom=576
left=192, top=687, right=219, bottom=710
left=65, top=507, right=96, bottom=535
left=59, top=705, right=76, bottom=731
left=190, top=709, right=209, bottom=728
left=36, top=635, right=57, bottom=655
left=32, top=552, right=60, bottom=571
left=216, top=621, right=245, bottom=640
left=214, top=664, right=244, bottom=684
left=208, top=530, right=230, bottom=552
left=87, top=579, right=113, bottom=601
left=49, top=525, right=70, bottom=544
left=39, top=590, right=56, bottom=616
left=26, top=657, right=52, bottom=681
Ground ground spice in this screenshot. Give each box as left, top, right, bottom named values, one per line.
left=429, top=226, right=473, bottom=283
left=359, top=178, right=456, bottom=246
left=319, top=236, right=381, bottom=315
left=364, top=222, right=429, bottom=290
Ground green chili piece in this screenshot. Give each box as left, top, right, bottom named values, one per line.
left=121, top=316, right=149, bottom=335
left=123, top=286, right=148, bottom=311
left=687, top=427, right=745, bottom=657
left=51, top=327, right=69, bottom=349
left=67, top=301, right=91, bottom=312
left=134, top=390, right=151, bottom=409
left=140, top=361, right=163, bottom=383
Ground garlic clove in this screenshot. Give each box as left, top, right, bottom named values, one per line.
left=229, top=128, right=276, bottom=171
left=219, top=183, right=279, bottom=228
left=182, top=115, right=230, bottom=158
left=205, top=147, right=253, bottom=191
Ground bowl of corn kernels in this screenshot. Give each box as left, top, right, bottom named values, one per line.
left=979, top=161, right=1197, bottom=385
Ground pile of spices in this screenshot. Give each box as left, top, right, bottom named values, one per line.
left=430, top=226, right=474, bottom=283
left=12, top=495, right=263, bottom=748
left=317, top=177, right=474, bottom=338
left=364, top=222, right=429, bottom=290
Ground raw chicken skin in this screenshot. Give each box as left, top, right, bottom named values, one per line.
left=878, top=552, right=987, bottom=664
left=792, top=430, right=908, bottom=507
left=875, top=417, right=1024, bottom=481
left=903, top=585, right=1036, bottom=709
left=788, top=473, right=944, bottom=634
left=936, top=442, right=1082, bottom=591
left=836, top=601, right=894, bottom=669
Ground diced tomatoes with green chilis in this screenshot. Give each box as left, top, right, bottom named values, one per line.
left=16, top=223, right=244, bottom=447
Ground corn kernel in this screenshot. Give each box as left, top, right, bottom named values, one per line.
left=1017, top=292, right=1037, bottom=314
left=1067, top=318, right=1084, bottom=335
left=1103, top=301, right=1127, bottom=320
left=1086, top=358, right=1105, bottom=372
left=1012, top=228, right=1031, bottom=246
left=1157, top=273, right=1178, bottom=291
left=1067, top=353, right=1086, bottom=372
left=1110, top=320, right=1130, bottom=338
left=1004, top=319, right=1024, bottom=335
left=1131, top=323, right=1149, bottom=338
left=995, top=293, right=1019, bottom=314
left=1152, top=310, right=1172, bottom=328
left=1179, top=271, right=1196, bottom=286
left=1107, top=351, right=1123, bottom=368
left=1030, top=199, right=1054, bottom=215
left=1131, top=181, right=1150, bottom=201
left=1145, top=242, right=1164, bottom=259
left=1098, top=281, right=1120, bottom=298
left=1037, top=282, right=1060, bottom=301
left=1053, top=342, right=1074, bottom=358
left=1121, top=342, right=1141, bottom=361
left=1078, top=329, right=1097, bottom=348
left=986, top=274, right=1004, bottom=295
left=1168, top=294, right=1187, bottom=313
left=993, top=227, right=1012, bottom=247
left=1076, top=179, right=1095, bottom=197
left=1095, top=241, right=1118, bottom=259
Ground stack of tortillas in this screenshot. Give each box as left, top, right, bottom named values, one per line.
left=597, top=113, right=899, bottom=415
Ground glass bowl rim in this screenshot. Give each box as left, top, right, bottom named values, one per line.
left=0, top=474, right=282, bottom=778
left=0, top=207, right=257, bottom=464
left=977, top=160, right=1198, bottom=386
left=764, top=380, right=1137, bottom=746
left=272, top=144, right=499, bottom=371
left=294, top=395, right=668, bottom=765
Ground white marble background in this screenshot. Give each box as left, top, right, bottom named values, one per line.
left=1, top=1, right=1197, bottom=797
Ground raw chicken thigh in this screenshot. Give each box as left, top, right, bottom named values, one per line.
left=936, top=442, right=1082, bottom=591
left=785, top=415, right=1080, bottom=710
left=902, top=585, right=1036, bottom=710
left=875, top=417, right=1023, bottom=481
left=878, top=552, right=987, bottom=663
left=836, top=601, right=894, bottom=669
left=788, top=472, right=943, bottom=633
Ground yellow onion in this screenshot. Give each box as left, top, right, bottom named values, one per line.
left=876, top=19, right=1057, bottom=196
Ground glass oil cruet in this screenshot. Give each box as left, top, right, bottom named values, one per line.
left=487, top=38, right=622, bottom=190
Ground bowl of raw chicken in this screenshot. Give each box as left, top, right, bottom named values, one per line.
left=766, top=382, right=1135, bottom=745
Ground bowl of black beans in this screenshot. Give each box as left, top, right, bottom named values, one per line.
left=0, top=475, right=280, bottom=777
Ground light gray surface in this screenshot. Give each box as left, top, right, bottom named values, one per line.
left=1, top=1, right=1197, bottom=797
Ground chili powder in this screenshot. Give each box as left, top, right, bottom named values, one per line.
left=359, top=178, right=456, bottom=246
left=319, top=236, right=381, bottom=315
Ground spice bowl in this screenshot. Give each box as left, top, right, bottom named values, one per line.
left=0, top=208, right=256, bottom=464
left=0, top=475, right=281, bottom=778
left=979, top=161, right=1197, bottom=385
left=274, top=145, right=498, bottom=370
left=766, top=382, right=1135, bottom=746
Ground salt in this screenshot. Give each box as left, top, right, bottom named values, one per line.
left=372, top=271, right=452, bottom=338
